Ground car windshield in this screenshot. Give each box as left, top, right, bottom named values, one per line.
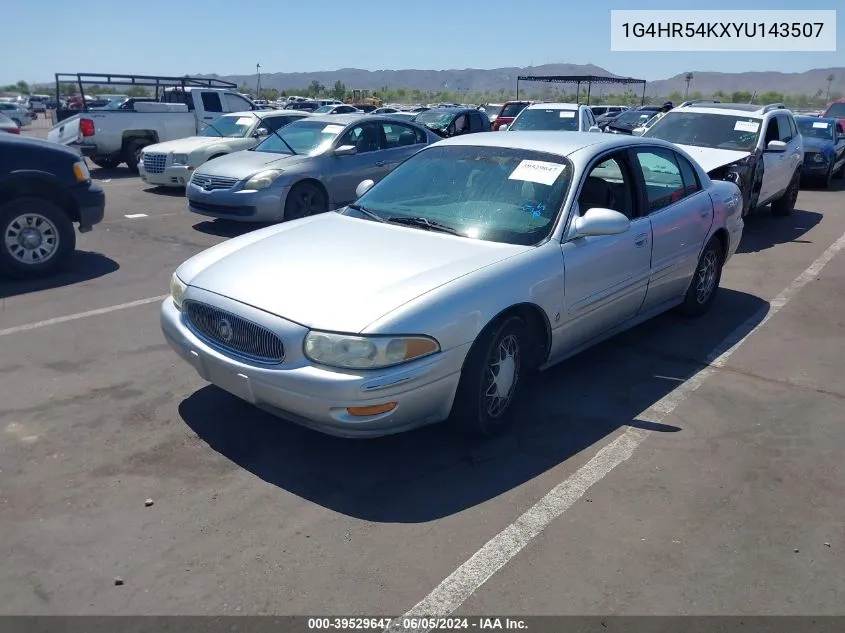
left=611, top=109, right=657, bottom=128
left=414, top=110, right=454, bottom=130
left=510, top=108, right=579, bottom=131
left=645, top=111, right=762, bottom=151
left=797, top=119, right=835, bottom=140
left=254, top=119, right=343, bottom=155
left=314, top=105, right=335, bottom=113
left=500, top=102, right=528, bottom=118
left=826, top=103, right=845, bottom=118
left=345, top=145, right=573, bottom=246
left=200, top=114, right=257, bottom=137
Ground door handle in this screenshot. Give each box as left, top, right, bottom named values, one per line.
left=634, top=233, right=648, bottom=247
left=374, top=160, right=387, bottom=167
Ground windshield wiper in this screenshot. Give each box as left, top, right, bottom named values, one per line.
left=347, top=203, right=385, bottom=222
left=385, top=216, right=463, bottom=236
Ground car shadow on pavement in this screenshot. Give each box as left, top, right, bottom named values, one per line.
left=179, top=287, right=768, bottom=523
left=192, top=220, right=273, bottom=239
left=0, top=251, right=119, bottom=299
left=143, top=186, right=185, bottom=197
left=737, top=209, right=822, bottom=254
left=88, top=166, right=138, bottom=181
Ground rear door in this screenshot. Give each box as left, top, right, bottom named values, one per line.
left=377, top=120, right=429, bottom=168
left=327, top=121, right=390, bottom=207
left=759, top=116, right=785, bottom=203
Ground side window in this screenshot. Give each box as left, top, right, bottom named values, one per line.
left=633, top=148, right=687, bottom=214
left=469, top=111, right=486, bottom=132
left=578, top=152, right=635, bottom=219
left=380, top=122, right=425, bottom=148
left=673, top=152, right=701, bottom=195
left=837, top=122, right=845, bottom=137
left=201, top=92, right=223, bottom=113
left=453, top=114, right=469, bottom=134
left=763, top=116, right=780, bottom=145
left=337, top=122, right=382, bottom=153
left=164, top=90, right=193, bottom=110
left=262, top=116, right=294, bottom=132
left=224, top=93, right=253, bottom=112
left=777, top=114, right=793, bottom=142
left=787, top=115, right=798, bottom=139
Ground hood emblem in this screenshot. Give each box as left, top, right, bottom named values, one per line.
left=217, top=318, right=234, bottom=343
left=203, top=181, right=213, bottom=191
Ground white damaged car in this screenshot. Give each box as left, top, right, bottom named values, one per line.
left=643, top=102, right=803, bottom=217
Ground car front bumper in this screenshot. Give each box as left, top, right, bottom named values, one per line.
left=139, top=163, right=193, bottom=188
left=186, top=181, right=291, bottom=223
left=71, top=181, right=106, bottom=232
left=160, top=296, right=467, bottom=438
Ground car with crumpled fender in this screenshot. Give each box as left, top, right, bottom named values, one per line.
left=162, top=131, right=743, bottom=439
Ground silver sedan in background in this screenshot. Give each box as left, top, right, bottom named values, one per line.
left=186, top=114, right=440, bottom=222
left=163, top=132, right=744, bottom=439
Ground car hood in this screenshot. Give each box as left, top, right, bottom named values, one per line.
left=801, top=137, right=834, bottom=152
left=673, top=144, right=751, bottom=173
left=146, top=137, right=239, bottom=154
left=196, top=150, right=312, bottom=180
left=185, top=213, right=531, bottom=333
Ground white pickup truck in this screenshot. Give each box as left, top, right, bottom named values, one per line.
left=47, top=87, right=257, bottom=173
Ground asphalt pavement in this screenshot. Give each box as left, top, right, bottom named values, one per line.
left=1, top=152, right=843, bottom=618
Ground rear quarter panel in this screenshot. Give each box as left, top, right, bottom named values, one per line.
left=707, top=179, right=744, bottom=262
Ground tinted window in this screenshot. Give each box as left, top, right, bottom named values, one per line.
left=591, top=106, right=608, bottom=116
left=500, top=102, right=529, bottom=117
left=201, top=92, right=223, bottom=113
left=826, top=103, right=845, bottom=118
left=611, top=109, right=658, bottom=129
left=469, top=111, right=487, bottom=132
left=510, top=108, right=579, bottom=131
left=777, top=114, right=794, bottom=142
left=763, top=117, right=780, bottom=144
left=337, top=122, right=383, bottom=153
left=579, top=154, right=635, bottom=219
left=347, top=145, right=573, bottom=246
left=380, top=121, right=425, bottom=147
left=646, top=111, right=762, bottom=152
left=674, top=152, right=701, bottom=194
left=634, top=149, right=687, bottom=213
left=787, top=115, right=798, bottom=139
left=262, top=115, right=300, bottom=132
left=796, top=118, right=835, bottom=140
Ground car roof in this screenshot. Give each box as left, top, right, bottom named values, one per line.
left=302, top=113, right=378, bottom=125
left=255, top=109, right=311, bottom=117
left=677, top=105, right=765, bottom=117
left=524, top=102, right=581, bottom=111
left=422, top=107, right=473, bottom=114
left=431, top=130, right=677, bottom=157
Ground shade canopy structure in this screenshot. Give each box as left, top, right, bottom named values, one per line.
left=516, top=75, right=647, bottom=105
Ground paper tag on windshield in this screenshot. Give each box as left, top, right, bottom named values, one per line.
left=322, top=124, right=344, bottom=134
left=508, top=160, right=566, bottom=186
left=813, top=121, right=830, bottom=129
left=734, top=120, right=759, bottom=133
left=236, top=117, right=254, bottom=126
left=558, top=111, right=576, bottom=118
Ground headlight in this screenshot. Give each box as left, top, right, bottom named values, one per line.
left=72, top=160, right=90, bottom=183
left=812, top=153, right=827, bottom=163
left=303, top=331, right=440, bottom=369
left=243, top=169, right=284, bottom=191
left=171, top=153, right=190, bottom=166
left=170, top=273, right=187, bottom=310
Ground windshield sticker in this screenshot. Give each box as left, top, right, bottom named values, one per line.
left=812, top=121, right=830, bottom=129
left=236, top=117, right=254, bottom=126
left=734, top=120, right=760, bottom=133
left=508, top=160, right=566, bottom=186
left=322, top=124, right=344, bottom=134
left=522, top=201, right=546, bottom=217
left=558, top=111, right=576, bottom=118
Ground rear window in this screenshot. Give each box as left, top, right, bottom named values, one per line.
left=501, top=102, right=529, bottom=118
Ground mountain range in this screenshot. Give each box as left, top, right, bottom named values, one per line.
left=198, top=63, right=845, bottom=97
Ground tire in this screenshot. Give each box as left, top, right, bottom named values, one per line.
left=834, top=161, right=845, bottom=180
left=91, top=157, right=121, bottom=170
left=771, top=170, right=799, bottom=216
left=0, top=197, right=76, bottom=279
left=122, top=139, right=151, bottom=175
left=678, top=237, right=724, bottom=317
left=819, top=165, right=833, bottom=189
left=284, top=182, right=327, bottom=221
left=449, top=315, right=529, bottom=437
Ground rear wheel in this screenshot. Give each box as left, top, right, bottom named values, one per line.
left=678, top=237, right=723, bottom=317
left=0, top=197, right=76, bottom=279
left=284, top=182, right=327, bottom=221
left=771, top=170, right=799, bottom=216
left=122, top=139, right=151, bottom=175
left=449, top=316, right=529, bottom=437
left=91, top=157, right=120, bottom=170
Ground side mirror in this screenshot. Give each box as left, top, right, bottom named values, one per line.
left=253, top=127, right=269, bottom=138
left=588, top=126, right=602, bottom=133
left=498, top=124, right=509, bottom=131
left=334, top=144, right=357, bottom=157
left=766, top=140, right=787, bottom=152
left=572, top=207, right=630, bottom=237
left=355, top=179, right=375, bottom=198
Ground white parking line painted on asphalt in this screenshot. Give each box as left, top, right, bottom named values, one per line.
left=0, top=295, right=168, bottom=337
left=386, top=229, right=845, bottom=633
left=124, top=213, right=148, bottom=218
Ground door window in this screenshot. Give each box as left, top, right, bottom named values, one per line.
left=469, top=111, right=487, bottom=132
left=261, top=115, right=297, bottom=132
left=201, top=92, right=223, bottom=113
left=673, top=151, right=701, bottom=195
left=224, top=93, right=253, bottom=112
left=379, top=122, right=426, bottom=148
left=453, top=114, right=469, bottom=135
left=777, top=114, right=794, bottom=142
left=578, top=153, right=635, bottom=219
left=763, top=117, right=781, bottom=146
left=633, top=148, right=688, bottom=214
left=337, top=122, right=383, bottom=153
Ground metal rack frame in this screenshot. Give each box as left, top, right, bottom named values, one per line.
left=516, top=74, right=648, bottom=106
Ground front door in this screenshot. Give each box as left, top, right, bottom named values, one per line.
left=633, top=146, right=713, bottom=311
left=376, top=120, right=429, bottom=169
left=559, top=152, right=652, bottom=348
left=758, top=116, right=787, bottom=204
left=326, top=121, right=392, bottom=207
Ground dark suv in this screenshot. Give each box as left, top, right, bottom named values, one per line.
left=0, top=135, right=105, bottom=278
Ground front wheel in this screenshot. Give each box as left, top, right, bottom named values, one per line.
left=678, top=237, right=723, bottom=317
left=122, top=140, right=151, bottom=175
left=449, top=316, right=528, bottom=437
left=771, top=170, right=799, bottom=216
left=91, top=157, right=121, bottom=170
left=0, top=197, right=76, bottom=279
left=284, top=182, right=327, bottom=221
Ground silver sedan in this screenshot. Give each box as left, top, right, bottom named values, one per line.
left=163, top=132, right=744, bottom=438
left=186, top=114, right=440, bottom=222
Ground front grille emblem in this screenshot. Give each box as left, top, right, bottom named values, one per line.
left=217, top=318, right=234, bottom=342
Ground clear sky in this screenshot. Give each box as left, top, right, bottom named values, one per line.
left=4, top=0, right=842, bottom=85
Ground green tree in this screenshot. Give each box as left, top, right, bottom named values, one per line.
left=307, top=80, right=325, bottom=97
left=126, top=86, right=150, bottom=97
left=667, top=90, right=683, bottom=103
left=731, top=91, right=752, bottom=103
left=330, top=80, right=346, bottom=100
left=758, top=91, right=783, bottom=104
left=825, top=73, right=835, bottom=101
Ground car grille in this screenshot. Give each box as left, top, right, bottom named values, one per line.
left=183, top=301, right=284, bottom=364
left=143, top=152, right=167, bottom=174
left=803, top=152, right=819, bottom=165
left=191, top=173, right=240, bottom=190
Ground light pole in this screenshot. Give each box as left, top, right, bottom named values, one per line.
left=256, top=63, right=261, bottom=99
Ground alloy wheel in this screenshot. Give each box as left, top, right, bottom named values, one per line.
left=4, top=212, right=60, bottom=264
